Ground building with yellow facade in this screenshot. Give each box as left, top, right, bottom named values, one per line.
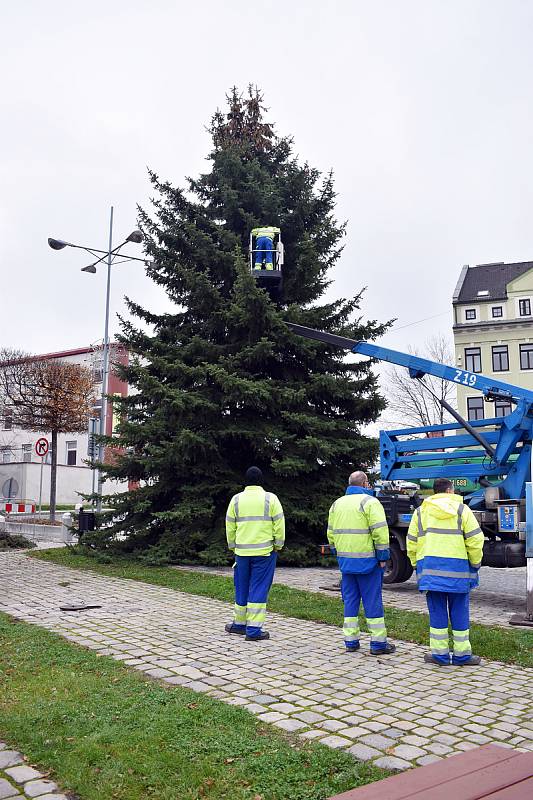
left=453, top=261, right=533, bottom=421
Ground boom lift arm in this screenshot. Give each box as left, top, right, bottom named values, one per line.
left=286, top=323, right=533, bottom=502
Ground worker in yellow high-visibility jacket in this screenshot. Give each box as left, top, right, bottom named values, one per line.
left=225, top=467, right=285, bottom=641
left=251, top=226, right=280, bottom=270
left=407, top=477, right=485, bottom=666
left=327, top=471, right=396, bottom=655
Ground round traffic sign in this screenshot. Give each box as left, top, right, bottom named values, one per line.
left=35, top=437, right=49, bottom=458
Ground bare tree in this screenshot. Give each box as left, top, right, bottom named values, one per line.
left=0, top=349, right=96, bottom=520
left=381, top=334, right=457, bottom=429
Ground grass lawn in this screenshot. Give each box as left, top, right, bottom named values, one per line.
left=33, top=549, right=533, bottom=667
left=0, top=613, right=386, bottom=800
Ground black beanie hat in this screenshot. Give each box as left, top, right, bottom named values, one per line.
left=245, top=466, right=263, bottom=485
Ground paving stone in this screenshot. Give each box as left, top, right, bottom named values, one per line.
left=269, top=702, right=298, bottom=713
left=0, top=753, right=23, bottom=770
left=321, top=720, right=348, bottom=732
left=0, top=778, right=20, bottom=799
left=374, top=756, right=412, bottom=771
left=360, top=734, right=395, bottom=750
left=347, top=743, right=381, bottom=761
left=325, top=708, right=350, bottom=720
left=33, top=796, right=69, bottom=800
left=393, top=720, right=417, bottom=731
left=467, top=733, right=492, bottom=745
left=298, top=729, right=329, bottom=740
left=183, top=680, right=212, bottom=692
left=318, top=735, right=353, bottom=749
left=250, top=695, right=278, bottom=704
left=257, top=712, right=287, bottom=723
left=335, top=727, right=368, bottom=739
left=361, top=722, right=388, bottom=732
left=432, top=733, right=458, bottom=745
left=426, top=742, right=453, bottom=756
left=24, top=780, right=58, bottom=797
left=392, top=744, right=427, bottom=760
left=417, top=754, right=443, bottom=765
left=273, top=718, right=307, bottom=732
left=4, top=766, right=43, bottom=783
left=402, top=735, right=431, bottom=748
left=293, top=711, right=326, bottom=724
left=382, top=728, right=405, bottom=740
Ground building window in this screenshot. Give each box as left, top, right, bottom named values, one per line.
left=492, top=306, right=503, bottom=318
left=22, top=444, right=32, bottom=463
left=467, top=397, right=484, bottom=421
left=492, top=345, right=509, bottom=372
left=495, top=399, right=512, bottom=417
left=66, top=441, right=77, bottom=466
left=3, top=408, right=12, bottom=430
left=465, top=309, right=476, bottom=321
left=1, top=447, right=12, bottom=464
left=464, top=347, right=482, bottom=373
left=519, top=298, right=531, bottom=317
left=520, top=344, right=533, bottom=370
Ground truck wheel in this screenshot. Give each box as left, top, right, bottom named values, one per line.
left=383, top=541, right=413, bottom=584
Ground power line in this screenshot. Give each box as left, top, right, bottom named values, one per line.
left=390, top=310, right=450, bottom=332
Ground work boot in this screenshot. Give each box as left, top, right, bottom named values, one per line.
left=345, top=643, right=361, bottom=652
left=225, top=623, right=245, bottom=635
left=453, top=655, right=481, bottom=666
left=424, top=653, right=450, bottom=666
left=245, top=631, right=270, bottom=641
left=371, top=643, right=396, bottom=655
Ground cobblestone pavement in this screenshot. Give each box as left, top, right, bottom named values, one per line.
left=0, top=743, right=67, bottom=799
left=1, top=553, right=532, bottom=773
left=180, top=565, right=530, bottom=628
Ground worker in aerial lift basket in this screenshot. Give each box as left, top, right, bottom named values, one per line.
left=407, top=477, right=485, bottom=666
left=251, top=225, right=280, bottom=270
left=224, top=467, right=285, bottom=641
left=327, top=471, right=396, bottom=655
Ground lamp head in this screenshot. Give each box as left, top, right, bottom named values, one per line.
left=81, top=265, right=97, bottom=274
left=126, top=230, right=143, bottom=244
left=48, top=237, right=69, bottom=250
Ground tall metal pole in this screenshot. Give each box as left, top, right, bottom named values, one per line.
left=96, top=206, right=114, bottom=512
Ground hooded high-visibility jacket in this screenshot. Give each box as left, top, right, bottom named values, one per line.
left=251, top=226, right=280, bottom=241
left=407, top=493, right=484, bottom=593
left=327, top=492, right=389, bottom=573
left=226, top=485, right=285, bottom=557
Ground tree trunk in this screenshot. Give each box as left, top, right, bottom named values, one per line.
left=50, top=429, right=58, bottom=522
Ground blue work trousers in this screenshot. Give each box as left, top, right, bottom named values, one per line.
left=426, top=590, right=471, bottom=665
left=341, top=565, right=388, bottom=652
left=232, top=552, right=277, bottom=638
left=255, top=236, right=274, bottom=268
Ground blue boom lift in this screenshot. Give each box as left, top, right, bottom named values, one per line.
left=287, top=322, right=533, bottom=625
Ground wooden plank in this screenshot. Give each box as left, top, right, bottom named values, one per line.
left=406, top=752, right=533, bottom=800
left=327, top=745, right=521, bottom=800
left=482, top=776, right=533, bottom=799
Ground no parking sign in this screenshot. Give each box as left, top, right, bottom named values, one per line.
left=35, top=438, right=49, bottom=458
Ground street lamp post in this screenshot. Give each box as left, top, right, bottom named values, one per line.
left=48, top=207, right=145, bottom=511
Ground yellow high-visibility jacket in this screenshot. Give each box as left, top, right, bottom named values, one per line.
left=407, top=493, right=484, bottom=592
left=226, top=485, right=285, bottom=556
left=251, top=226, right=280, bottom=240
left=327, top=490, right=389, bottom=573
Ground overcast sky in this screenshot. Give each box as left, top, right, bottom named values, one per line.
left=2, top=1, right=533, bottom=361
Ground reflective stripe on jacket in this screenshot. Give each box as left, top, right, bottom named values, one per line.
left=327, top=493, right=389, bottom=574
left=407, top=493, right=484, bottom=593
left=226, top=485, right=285, bottom=556
left=251, top=226, right=280, bottom=240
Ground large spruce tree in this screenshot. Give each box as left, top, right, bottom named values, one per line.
left=100, top=87, right=389, bottom=564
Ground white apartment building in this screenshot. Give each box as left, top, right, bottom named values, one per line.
left=453, top=261, right=533, bottom=421
left=0, top=343, right=129, bottom=505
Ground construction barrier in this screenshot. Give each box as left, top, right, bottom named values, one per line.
left=1, top=501, right=36, bottom=514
